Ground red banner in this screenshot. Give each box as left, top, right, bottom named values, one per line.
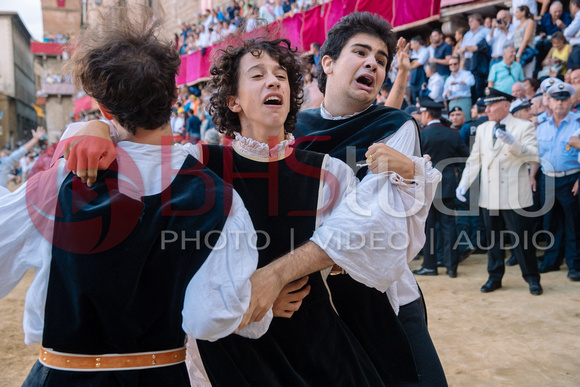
left=177, top=0, right=440, bottom=86
left=57, top=0, right=66, bottom=7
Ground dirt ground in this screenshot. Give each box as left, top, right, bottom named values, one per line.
left=1, top=254, right=579, bottom=386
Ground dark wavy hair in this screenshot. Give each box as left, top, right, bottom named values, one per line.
left=317, top=12, right=397, bottom=95
left=65, top=6, right=180, bottom=135
left=208, top=37, right=303, bottom=136
left=517, top=6, right=533, bottom=20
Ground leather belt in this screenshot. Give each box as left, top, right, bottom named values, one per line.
left=329, top=264, right=347, bottom=275
left=543, top=168, right=580, bottom=178
left=39, top=346, right=186, bottom=371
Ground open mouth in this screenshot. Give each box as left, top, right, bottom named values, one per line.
left=356, top=74, right=374, bottom=88
left=264, top=96, right=283, bottom=106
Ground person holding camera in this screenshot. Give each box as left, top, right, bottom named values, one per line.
left=487, top=9, right=517, bottom=69
left=456, top=87, right=542, bottom=295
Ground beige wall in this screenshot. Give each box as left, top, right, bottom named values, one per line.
left=34, top=54, right=74, bottom=143
left=158, top=0, right=202, bottom=38
left=41, top=0, right=82, bottom=38
left=84, top=0, right=211, bottom=41
left=0, top=17, right=15, bottom=97
left=0, top=94, right=16, bottom=149
left=12, top=21, right=35, bottom=104
left=0, top=14, right=37, bottom=148
left=45, top=95, right=74, bottom=143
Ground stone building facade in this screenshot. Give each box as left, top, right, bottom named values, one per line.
left=0, top=13, right=37, bottom=149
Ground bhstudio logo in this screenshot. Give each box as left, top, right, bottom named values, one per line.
left=25, top=136, right=145, bottom=254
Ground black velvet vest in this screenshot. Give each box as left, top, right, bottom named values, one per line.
left=41, top=156, right=228, bottom=386
left=294, top=107, right=421, bottom=383
left=196, top=145, right=384, bottom=387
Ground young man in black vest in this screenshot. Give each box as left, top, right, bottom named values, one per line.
left=294, top=12, right=448, bottom=385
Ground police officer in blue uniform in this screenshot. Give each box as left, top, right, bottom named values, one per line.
left=532, top=82, right=580, bottom=281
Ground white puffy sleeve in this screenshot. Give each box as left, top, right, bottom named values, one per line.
left=311, top=155, right=440, bottom=292
left=0, top=160, right=69, bottom=344
left=377, top=119, right=441, bottom=264
left=0, top=184, right=42, bottom=300
left=182, top=190, right=272, bottom=341
left=310, top=119, right=441, bottom=292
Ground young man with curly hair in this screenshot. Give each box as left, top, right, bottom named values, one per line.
left=294, top=12, right=448, bottom=385
left=193, top=36, right=391, bottom=386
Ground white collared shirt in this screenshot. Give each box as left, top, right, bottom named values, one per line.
left=486, top=24, right=517, bottom=58
left=320, top=101, right=373, bottom=120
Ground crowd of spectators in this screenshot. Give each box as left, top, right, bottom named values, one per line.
left=42, top=33, right=71, bottom=44
left=176, top=0, right=329, bottom=55
left=0, top=128, right=47, bottom=191
left=411, top=0, right=580, bottom=110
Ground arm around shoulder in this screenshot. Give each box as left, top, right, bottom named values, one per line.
left=182, top=192, right=269, bottom=341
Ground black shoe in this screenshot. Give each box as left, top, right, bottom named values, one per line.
left=568, top=270, right=580, bottom=281
left=506, top=255, right=517, bottom=266
left=446, top=269, right=457, bottom=278
left=437, top=260, right=445, bottom=268
left=481, top=279, right=502, bottom=293
left=413, top=267, right=438, bottom=276
left=459, top=249, right=475, bottom=262
left=529, top=282, right=543, bottom=295
left=539, top=266, right=560, bottom=274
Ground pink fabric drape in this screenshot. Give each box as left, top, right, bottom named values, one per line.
left=177, top=0, right=440, bottom=85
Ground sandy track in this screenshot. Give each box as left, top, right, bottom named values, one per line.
left=1, top=254, right=579, bottom=386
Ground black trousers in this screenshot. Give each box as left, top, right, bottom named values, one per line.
left=423, top=198, right=458, bottom=271
left=481, top=207, right=540, bottom=283
left=568, top=45, right=580, bottom=70
left=540, top=172, right=580, bottom=272
left=394, top=297, right=448, bottom=387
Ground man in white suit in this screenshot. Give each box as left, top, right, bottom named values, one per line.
left=456, top=87, right=542, bottom=295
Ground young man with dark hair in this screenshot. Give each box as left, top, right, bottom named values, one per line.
left=409, top=36, right=430, bottom=104
left=192, top=36, right=434, bottom=386
left=0, top=7, right=268, bottom=386
left=428, top=29, right=453, bottom=76
left=294, top=11, right=448, bottom=385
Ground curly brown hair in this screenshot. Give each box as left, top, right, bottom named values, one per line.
left=208, top=37, right=303, bottom=136
left=64, top=6, right=181, bottom=135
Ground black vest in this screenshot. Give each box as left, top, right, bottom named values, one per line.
left=294, top=108, right=421, bottom=383
left=196, top=146, right=384, bottom=387
left=42, top=156, right=228, bottom=386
